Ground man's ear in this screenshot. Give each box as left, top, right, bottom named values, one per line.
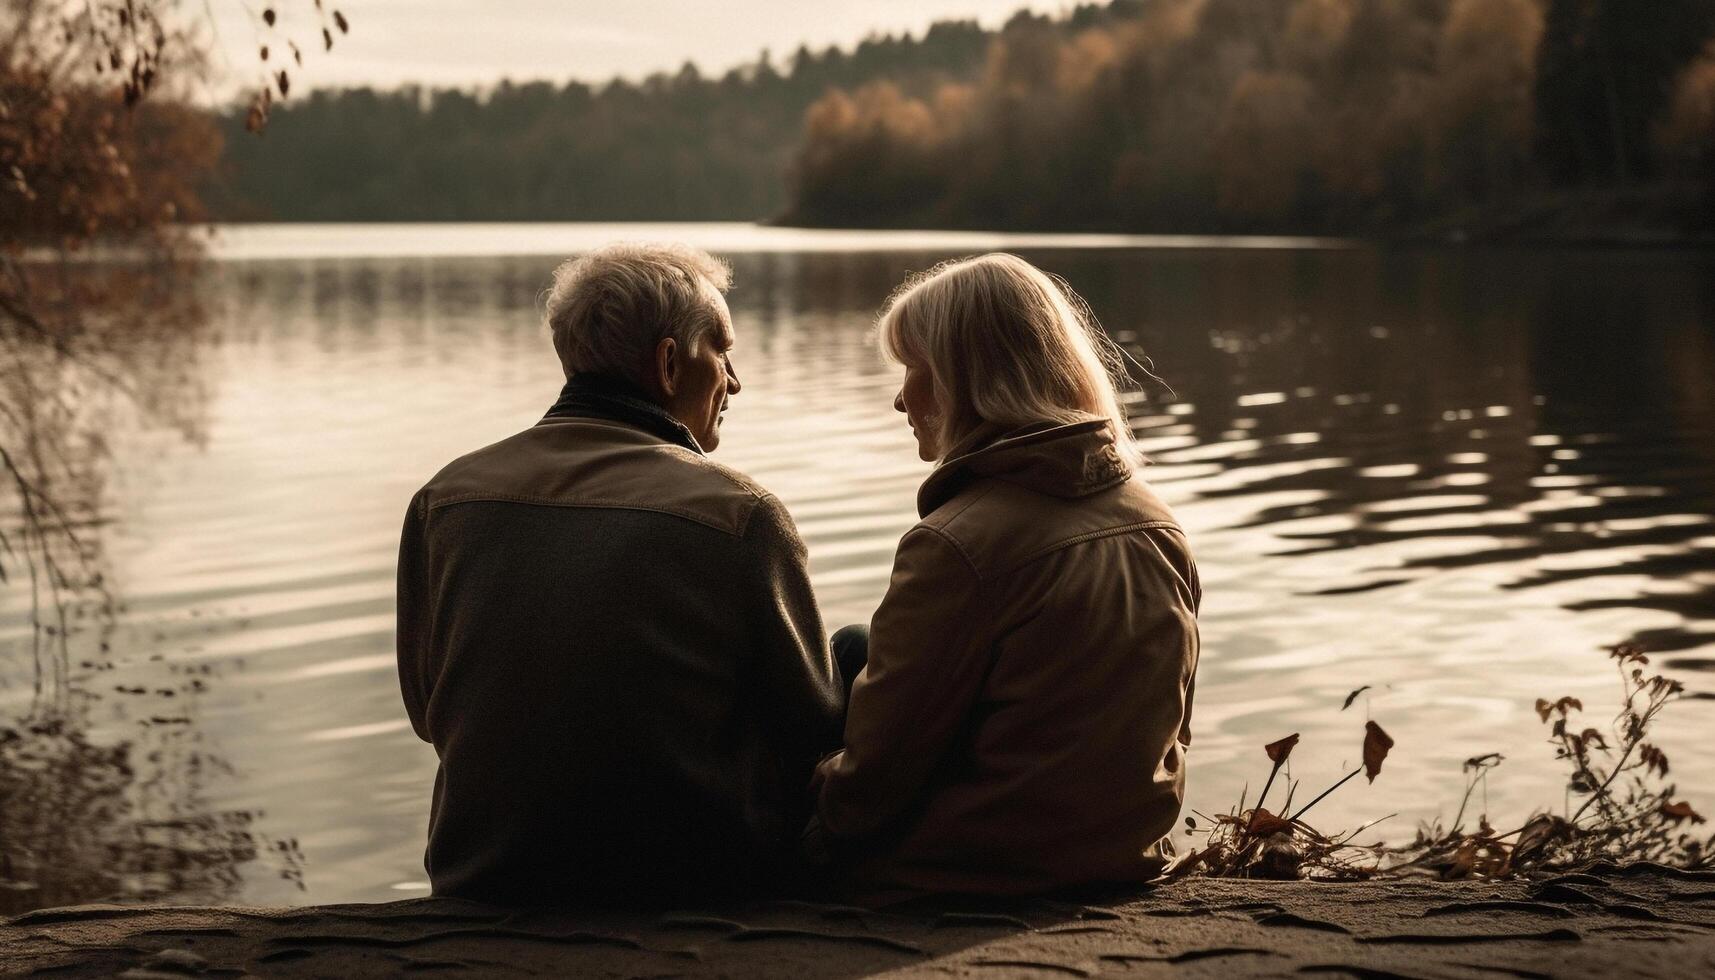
left=651, top=337, right=679, bottom=398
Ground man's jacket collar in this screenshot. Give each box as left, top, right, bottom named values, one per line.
left=544, top=373, right=703, bottom=454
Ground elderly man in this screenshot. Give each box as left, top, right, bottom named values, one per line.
left=396, top=243, right=843, bottom=905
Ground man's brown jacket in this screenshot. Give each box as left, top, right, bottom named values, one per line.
left=397, top=378, right=843, bottom=905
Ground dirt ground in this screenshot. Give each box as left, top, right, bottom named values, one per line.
left=4, top=863, right=1713, bottom=978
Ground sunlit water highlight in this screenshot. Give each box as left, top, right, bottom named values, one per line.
left=7, top=225, right=1714, bottom=906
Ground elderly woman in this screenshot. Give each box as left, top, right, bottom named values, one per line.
left=811, top=253, right=1200, bottom=902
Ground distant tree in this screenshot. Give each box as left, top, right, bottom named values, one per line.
left=786, top=0, right=1715, bottom=232
left=1534, top=0, right=1715, bottom=185
left=1655, top=42, right=1715, bottom=228
left=211, top=13, right=994, bottom=221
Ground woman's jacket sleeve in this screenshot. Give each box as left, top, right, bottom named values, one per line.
left=814, top=525, right=992, bottom=839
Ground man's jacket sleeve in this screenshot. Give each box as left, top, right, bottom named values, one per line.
left=813, top=525, right=990, bottom=839
left=741, top=493, right=844, bottom=791
left=395, top=490, right=434, bottom=742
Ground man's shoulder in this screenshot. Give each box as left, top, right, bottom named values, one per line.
left=414, top=418, right=776, bottom=538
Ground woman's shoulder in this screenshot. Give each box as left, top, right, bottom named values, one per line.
left=915, top=473, right=1184, bottom=580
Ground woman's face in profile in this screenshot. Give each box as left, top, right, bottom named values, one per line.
left=894, top=359, right=941, bottom=462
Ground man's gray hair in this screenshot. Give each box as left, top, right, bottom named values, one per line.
left=544, top=243, right=733, bottom=383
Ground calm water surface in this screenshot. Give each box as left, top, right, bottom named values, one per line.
left=10, top=224, right=1715, bottom=906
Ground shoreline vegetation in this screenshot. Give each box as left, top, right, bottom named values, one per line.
left=187, top=178, right=1715, bottom=250
left=1180, top=645, right=1711, bottom=884
left=774, top=181, right=1715, bottom=248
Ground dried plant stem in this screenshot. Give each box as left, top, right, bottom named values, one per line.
left=1289, top=767, right=1362, bottom=823
left=1194, top=647, right=1707, bottom=882
left=1571, top=751, right=1633, bottom=826
left=1334, top=812, right=1397, bottom=846
left=1570, top=708, right=1659, bottom=826
left=1452, top=783, right=1474, bottom=832
left=1564, top=741, right=1621, bottom=823
left=1452, top=767, right=1492, bottom=832
left=1255, top=761, right=1284, bottom=816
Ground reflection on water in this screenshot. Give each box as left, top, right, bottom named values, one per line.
left=0, top=708, right=304, bottom=914
left=0, top=257, right=302, bottom=913
left=5, top=229, right=1712, bottom=908
left=1064, top=248, right=1715, bottom=645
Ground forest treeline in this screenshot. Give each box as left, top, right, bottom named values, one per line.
left=788, top=0, right=1715, bottom=233
left=213, top=0, right=1715, bottom=234
left=208, top=17, right=1024, bottom=220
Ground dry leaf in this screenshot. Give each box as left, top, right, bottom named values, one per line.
left=1609, top=645, right=1648, bottom=666
left=263, top=8, right=276, bottom=27
left=245, top=85, right=273, bottom=132
left=1363, top=720, right=1393, bottom=783
left=1342, top=685, right=1371, bottom=711
left=1661, top=800, right=1706, bottom=824
left=1640, top=743, right=1669, bottom=778
left=1246, top=807, right=1294, bottom=837
left=1512, top=814, right=1570, bottom=866
left=1447, top=839, right=1477, bottom=879
left=1264, top=733, right=1300, bottom=764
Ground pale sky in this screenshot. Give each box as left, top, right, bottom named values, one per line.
left=199, top=0, right=1078, bottom=101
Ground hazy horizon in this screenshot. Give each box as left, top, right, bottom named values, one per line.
left=197, top=0, right=1074, bottom=100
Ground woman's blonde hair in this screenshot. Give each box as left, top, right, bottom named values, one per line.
left=877, top=253, right=1138, bottom=461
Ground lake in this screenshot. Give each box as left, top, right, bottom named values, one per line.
left=5, top=223, right=1713, bottom=908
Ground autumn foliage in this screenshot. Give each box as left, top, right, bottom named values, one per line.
left=1, top=1, right=230, bottom=251
left=0, top=1, right=322, bottom=909
left=1, top=66, right=219, bottom=249
left=785, top=0, right=1715, bottom=233
left=1, top=3, right=223, bottom=636
left=1181, top=645, right=1712, bottom=881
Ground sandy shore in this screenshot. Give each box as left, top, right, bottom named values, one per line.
left=4, top=863, right=1713, bottom=978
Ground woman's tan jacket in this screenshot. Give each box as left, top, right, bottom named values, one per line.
left=813, top=416, right=1200, bottom=899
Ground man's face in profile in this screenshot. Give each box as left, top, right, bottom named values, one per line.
left=667, top=284, right=741, bottom=452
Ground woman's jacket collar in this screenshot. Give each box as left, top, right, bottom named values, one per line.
left=916, top=415, right=1135, bottom=518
